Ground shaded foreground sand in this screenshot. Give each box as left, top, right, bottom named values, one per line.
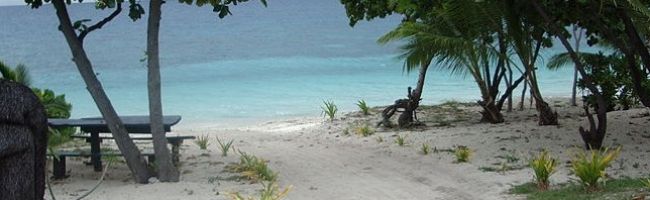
left=46, top=99, right=650, bottom=200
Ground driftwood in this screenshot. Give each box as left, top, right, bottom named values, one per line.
left=377, top=87, right=421, bottom=128
left=0, top=80, right=48, bottom=200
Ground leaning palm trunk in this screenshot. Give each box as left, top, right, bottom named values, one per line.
left=51, top=0, right=151, bottom=183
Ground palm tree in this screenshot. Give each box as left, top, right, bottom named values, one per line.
left=502, top=0, right=559, bottom=125
left=379, top=0, right=524, bottom=123
left=0, top=61, right=31, bottom=86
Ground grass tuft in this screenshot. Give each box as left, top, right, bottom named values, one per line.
left=226, top=151, right=277, bottom=182
left=195, top=135, right=210, bottom=150
left=356, top=99, right=370, bottom=115
left=216, top=136, right=235, bottom=157
left=454, top=146, right=471, bottom=163
left=395, top=135, right=406, bottom=146
left=321, top=100, right=338, bottom=122
left=354, top=124, right=374, bottom=137
left=229, top=180, right=292, bottom=200
left=421, top=143, right=430, bottom=155
left=530, top=150, right=558, bottom=191
left=571, top=147, right=621, bottom=192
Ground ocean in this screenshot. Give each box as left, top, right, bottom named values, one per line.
left=0, top=0, right=577, bottom=127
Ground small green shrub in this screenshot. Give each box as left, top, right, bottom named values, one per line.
left=321, top=100, right=338, bottom=121
left=375, top=136, right=383, bottom=143
left=530, top=150, right=558, bottom=191
left=229, top=181, right=291, bottom=200
left=395, top=135, right=406, bottom=146
left=195, top=135, right=210, bottom=150
left=226, top=151, right=277, bottom=182
left=355, top=124, right=374, bottom=137
left=356, top=99, right=370, bottom=115
left=454, top=146, right=471, bottom=163
left=421, top=143, right=430, bottom=155
left=216, top=136, right=234, bottom=157
left=571, top=147, right=621, bottom=191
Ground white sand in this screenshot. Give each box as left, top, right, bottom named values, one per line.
left=45, top=99, right=650, bottom=200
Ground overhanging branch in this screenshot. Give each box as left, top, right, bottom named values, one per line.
left=78, top=3, right=122, bottom=43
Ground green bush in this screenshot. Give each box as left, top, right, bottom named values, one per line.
left=421, top=143, right=430, bottom=155
left=530, top=150, right=557, bottom=191
left=571, top=147, right=621, bottom=191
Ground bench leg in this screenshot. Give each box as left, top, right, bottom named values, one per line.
left=53, top=155, right=67, bottom=179
left=147, top=155, right=156, bottom=164
left=170, top=140, right=181, bottom=165
left=90, top=132, right=103, bottom=172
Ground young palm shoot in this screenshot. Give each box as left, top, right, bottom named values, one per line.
left=321, top=100, right=338, bottom=122
left=571, top=147, right=621, bottom=191
left=216, top=136, right=235, bottom=157
left=454, top=146, right=472, bottom=163
left=421, top=143, right=431, bottom=155
left=395, top=135, right=406, bottom=146
left=530, top=150, right=557, bottom=191
left=356, top=99, right=370, bottom=115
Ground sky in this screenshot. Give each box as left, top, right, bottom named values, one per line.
left=0, top=0, right=94, bottom=6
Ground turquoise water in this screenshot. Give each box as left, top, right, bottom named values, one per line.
left=0, top=1, right=577, bottom=126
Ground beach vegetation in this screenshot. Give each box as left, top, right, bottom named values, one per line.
left=643, top=179, right=650, bottom=190
left=195, top=135, right=210, bottom=150
left=454, top=146, right=471, bottom=163
left=354, top=124, right=374, bottom=137
left=375, top=136, right=383, bottom=143
left=511, top=177, right=649, bottom=200
left=216, top=136, right=235, bottom=157
left=356, top=99, right=370, bottom=115
left=226, top=151, right=277, bottom=182
left=395, top=135, right=406, bottom=146
left=420, top=143, right=430, bottom=155
left=229, top=180, right=291, bottom=200
left=342, top=128, right=350, bottom=136
left=571, top=147, right=622, bottom=191
left=530, top=150, right=558, bottom=191
left=321, top=100, right=338, bottom=121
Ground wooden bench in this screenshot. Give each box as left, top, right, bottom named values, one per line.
left=52, top=150, right=155, bottom=179
left=51, top=135, right=195, bottom=179
left=48, top=115, right=194, bottom=178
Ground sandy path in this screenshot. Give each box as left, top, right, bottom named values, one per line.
left=219, top=128, right=521, bottom=200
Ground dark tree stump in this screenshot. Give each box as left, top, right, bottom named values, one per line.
left=378, top=87, right=421, bottom=128
left=0, top=80, right=48, bottom=200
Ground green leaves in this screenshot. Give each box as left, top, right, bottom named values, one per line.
left=178, top=0, right=268, bottom=19
left=128, top=0, right=145, bottom=21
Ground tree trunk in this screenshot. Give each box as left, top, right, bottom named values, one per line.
left=531, top=0, right=607, bottom=149
left=525, top=60, right=558, bottom=125
left=51, top=0, right=151, bottom=183
left=147, top=0, right=179, bottom=182
left=618, top=9, right=650, bottom=107
left=398, top=58, right=431, bottom=127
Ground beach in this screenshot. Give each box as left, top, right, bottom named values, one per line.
left=45, top=98, right=650, bottom=200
